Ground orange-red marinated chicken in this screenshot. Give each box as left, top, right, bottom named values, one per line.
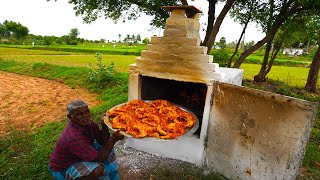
left=106, top=100, right=196, bottom=139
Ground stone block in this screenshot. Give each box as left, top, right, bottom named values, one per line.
left=164, top=28, right=188, bottom=37
left=147, top=44, right=207, bottom=55
left=151, top=37, right=201, bottom=46
left=183, top=54, right=213, bottom=63
left=140, top=50, right=162, bottom=60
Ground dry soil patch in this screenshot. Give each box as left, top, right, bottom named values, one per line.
left=0, top=71, right=101, bottom=136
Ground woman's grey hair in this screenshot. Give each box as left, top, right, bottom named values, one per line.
left=67, top=99, right=88, bottom=116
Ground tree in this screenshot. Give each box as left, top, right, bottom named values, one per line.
left=136, top=34, right=141, bottom=43
left=0, top=23, right=5, bottom=38
left=65, top=28, right=80, bottom=45
left=69, top=28, right=80, bottom=40
left=203, top=0, right=237, bottom=53
left=118, top=34, right=122, bottom=43
left=1, top=20, right=29, bottom=40
left=253, top=29, right=286, bottom=82
left=305, top=37, right=320, bottom=92
left=201, top=0, right=218, bottom=46
left=48, top=0, right=240, bottom=55
left=142, top=37, right=150, bottom=44
left=131, top=34, right=136, bottom=44
left=227, top=0, right=255, bottom=67
left=252, top=10, right=320, bottom=83
left=233, top=0, right=320, bottom=68
left=219, top=37, right=226, bottom=49
left=244, top=41, right=255, bottom=50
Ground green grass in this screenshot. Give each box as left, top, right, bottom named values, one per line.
left=0, top=44, right=146, bottom=56
left=0, top=121, right=66, bottom=179
left=0, top=47, right=136, bottom=72
left=245, top=54, right=311, bottom=67
left=0, top=47, right=77, bottom=55
left=241, top=64, right=319, bottom=88
left=210, top=49, right=313, bottom=67
left=1, top=47, right=318, bottom=87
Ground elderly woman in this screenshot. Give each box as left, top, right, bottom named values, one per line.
left=49, top=99, right=124, bottom=180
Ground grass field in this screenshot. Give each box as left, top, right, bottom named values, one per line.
left=1, top=46, right=318, bottom=88
left=0, top=43, right=146, bottom=56
left=0, top=47, right=136, bottom=72
left=0, top=45, right=319, bottom=179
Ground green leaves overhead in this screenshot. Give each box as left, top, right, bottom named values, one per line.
left=63, top=0, right=181, bottom=28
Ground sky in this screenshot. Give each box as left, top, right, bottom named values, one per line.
left=0, top=0, right=265, bottom=43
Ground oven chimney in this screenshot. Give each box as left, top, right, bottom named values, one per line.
left=130, top=5, right=224, bottom=85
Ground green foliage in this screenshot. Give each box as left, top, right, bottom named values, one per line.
left=219, top=37, right=227, bottom=50
left=299, top=129, right=320, bottom=179
left=56, top=0, right=180, bottom=27
left=0, top=20, right=29, bottom=42
left=88, top=53, right=116, bottom=89
left=211, top=49, right=230, bottom=67
left=123, top=34, right=143, bottom=44
left=142, top=37, right=150, bottom=44
left=69, top=28, right=80, bottom=40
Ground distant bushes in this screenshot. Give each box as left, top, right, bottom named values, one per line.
left=210, top=49, right=311, bottom=67
left=210, top=49, right=230, bottom=67
left=87, top=53, right=128, bottom=92
left=88, top=53, right=116, bottom=89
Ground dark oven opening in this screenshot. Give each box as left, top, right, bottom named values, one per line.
left=140, top=75, right=207, bottom=136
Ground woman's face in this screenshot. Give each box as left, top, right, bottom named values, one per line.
left=70, top=106, right=91, bottom=126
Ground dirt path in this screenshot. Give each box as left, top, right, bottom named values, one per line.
left=0, top=71, right=101, bottom=136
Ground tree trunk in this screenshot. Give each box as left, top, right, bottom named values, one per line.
left=254, top=40, right=272, bottom=82
left=227, top=0, right=254, bottom=67
left=306, top=39, right=310, bottom=53
left=227, top=24, right=247, bottom=67
left=265, top=38, right=284, bottom=75
left=181, top=0, right=188, bottom=5
left=204, top=0, right=236, bottom=54
left=201, top=0, right=217, bottom=46
left=232, top=3, right=300, bottom=68
left=305, top=37, right=320, bottom=92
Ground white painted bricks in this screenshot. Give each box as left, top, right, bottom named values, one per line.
left=134, top=8, right=223, bottom=84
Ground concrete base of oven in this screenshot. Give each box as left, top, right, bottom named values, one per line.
left=126, top=67, right=244, bottom=165
left=125, top=134, right=205, bottom=165
left=219, top=67, right=244, bottom=86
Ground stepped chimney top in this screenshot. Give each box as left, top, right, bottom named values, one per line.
left=162, top=5, right=202, bottom=18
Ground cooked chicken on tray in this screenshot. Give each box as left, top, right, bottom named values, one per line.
left=104, top=100, right=197, bottom=139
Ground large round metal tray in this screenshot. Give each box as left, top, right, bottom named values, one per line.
left=102, top=100, right=199, bottom=141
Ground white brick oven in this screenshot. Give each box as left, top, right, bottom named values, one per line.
left=125, top=5, right=318, bottom=180
left=126, top=5, right=243, bottom=165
